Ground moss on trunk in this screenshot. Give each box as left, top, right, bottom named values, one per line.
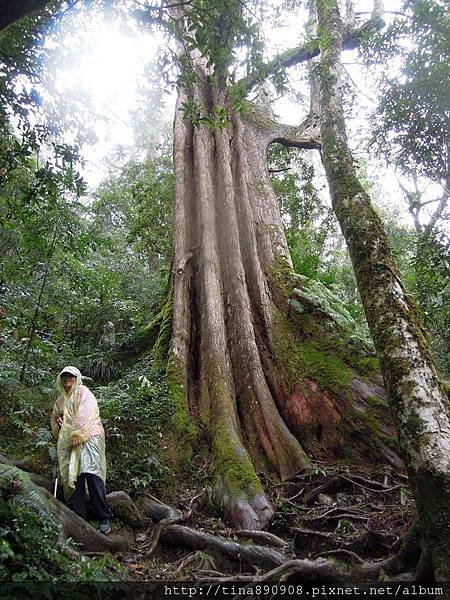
left=316, top=0, right=450, bottom=576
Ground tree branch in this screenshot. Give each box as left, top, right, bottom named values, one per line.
left=238, top=16, right=384, bottom=94
left=268, top=114, right=321, bottom=150
left=423, top=174, right=449, bottom=237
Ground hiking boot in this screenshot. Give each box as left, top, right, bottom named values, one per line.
left=98, top=519, right=111, bottom=535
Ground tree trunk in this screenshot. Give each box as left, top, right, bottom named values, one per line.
left=168, top=59, right=401, bottom=529
left=315, top=0, right=450, bottom=579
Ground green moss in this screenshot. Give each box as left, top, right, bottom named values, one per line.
left=358, top=410, right=381, bottom=435
left=269, top=256, right=296, bottom=299
left=294, top=339, right=354, bottom=393
left=152, top=295, right=173, bottom=365
left=272, top=310, right=353, bottom=394
left=212, top=419, right=262, bottom=498
left=208, top=381, right=262, bottom=499
left=340, top=445, right=357, bottom=463
left=348, top=354, right=380, bottom=376
left=366, top=394, right=388, bottom=409
left=405, top=411, right=425, bottom=438
left=166, top=355, right=197, bottom=444
left=377, top=431, right=399, bottom=451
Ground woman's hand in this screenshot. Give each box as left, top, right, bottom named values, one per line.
left=70, top=435, right=82, bottom=448
left=56, top=415, right=63, bottom=427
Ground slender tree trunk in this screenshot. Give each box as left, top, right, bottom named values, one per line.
left=316, top=0, right=450, bottom=578
left=20, top=230, right=57, bottom=382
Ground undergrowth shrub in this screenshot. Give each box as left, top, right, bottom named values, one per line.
left=96, top=354, right=173, bottom=493
left=0, top=476, right=125, bottom=588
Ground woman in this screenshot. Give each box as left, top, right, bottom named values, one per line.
left=51, top=366, right=112, bottom=534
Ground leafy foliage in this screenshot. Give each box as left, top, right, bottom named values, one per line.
left=0, top=474, right=124, bottom=584
left=268, top=144, right=339, bottom=283
left=96, top=354, right=173, bottom=493
left=366, top=0, right=449, bottom=184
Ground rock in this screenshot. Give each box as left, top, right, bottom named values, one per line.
left=106, top=491, right=146, bottom=529
left=317, top=493, right=334, bottom=506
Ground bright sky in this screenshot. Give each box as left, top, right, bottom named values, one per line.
left=43, top=0, right=440, bottom=229
left=46, top=7, right=168, bottom=188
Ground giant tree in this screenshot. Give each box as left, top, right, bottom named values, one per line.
left=2, top=0, right=449, bottom=579
left=141, top=0, right=380, bottom=520
left=132, top=0, right=450, bottom=577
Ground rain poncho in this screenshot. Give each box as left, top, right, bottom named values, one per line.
left=51, top=367, right=106, bottom=497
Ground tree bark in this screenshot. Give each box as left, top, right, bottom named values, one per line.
left=168, top=47, right=402, bottom=528
left=170, top=74, right=314, bottom=529
left=315, top=0, right=450, bottom=579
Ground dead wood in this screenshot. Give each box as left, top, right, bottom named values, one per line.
left=303, top=476, right=342, bottom=504
left=340, top=474, right=402, bottom=494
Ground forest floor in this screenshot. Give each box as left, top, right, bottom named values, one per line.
left=114, top=462, right=415, bottom=581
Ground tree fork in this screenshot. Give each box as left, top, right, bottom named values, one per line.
left=316, top=0, right=450, bottom=579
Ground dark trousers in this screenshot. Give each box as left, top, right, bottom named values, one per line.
left=67, top=473, right=112, bottom=521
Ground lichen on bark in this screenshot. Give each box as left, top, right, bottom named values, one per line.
left=316, top=0, right=450, bottom=576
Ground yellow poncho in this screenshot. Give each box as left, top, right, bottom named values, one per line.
left=51, top=368, right=106, bottom=497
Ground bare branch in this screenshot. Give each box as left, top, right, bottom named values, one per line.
left=268, top=167, right=292, bottom=173
left=133, top=0, right=193, bottom=11
left=397, top=173, right=449, bottom=237
left=424, top=188, right=449, bottom=237
left=345, top=0, right=355, bottom=26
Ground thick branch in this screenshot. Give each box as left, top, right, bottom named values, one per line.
left=238, top=17, right=384, bottom=94
left=269, top=115, right=321, bottom=150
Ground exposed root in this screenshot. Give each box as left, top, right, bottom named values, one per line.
left=159, top=524, right=286, bottom=571
left=3, top=455, right=427, bottom=582
left=216, top=529, right=288, bottom=548
left=313, top=549, right=365, bottom=564
left=0, top=463, right=130, bottom=554
left=141, top=508, right=194, bottom=558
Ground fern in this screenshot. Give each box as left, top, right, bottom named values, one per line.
left=35, top=427, right=52, bottom=447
